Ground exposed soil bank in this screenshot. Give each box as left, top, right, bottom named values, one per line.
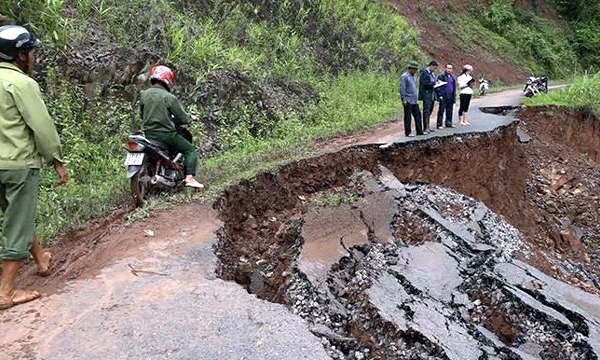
left=215, top=124, right=527, bottom=298
left=215, top=107, right=600, bottom=358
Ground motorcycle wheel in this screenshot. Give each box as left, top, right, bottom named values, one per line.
left=130, top=160, right=154, bottom=207
left=524, top=88, right=534, bottom=98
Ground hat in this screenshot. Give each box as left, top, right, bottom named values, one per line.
left=407, top=61, right=420, bottom=69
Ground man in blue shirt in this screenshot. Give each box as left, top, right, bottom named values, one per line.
left=435, top=64, right=457, bottom=129
left=400, top=61, right=423, bottom=137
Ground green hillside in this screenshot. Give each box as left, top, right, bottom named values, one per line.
left=0, top=0, right=597, bottom=240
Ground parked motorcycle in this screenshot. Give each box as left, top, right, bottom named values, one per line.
left=478, top=78, right=489, bottom=96
left=124, top=128, right=193, bottom=206
left=523, top=76, right=548, bottom=98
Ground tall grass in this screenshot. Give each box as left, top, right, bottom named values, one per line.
left=2, top=0, right=593, bottom=244
left=201, top=71, right=401, bottom=187
left=34, top=80, right=130, bottom=240
left=419, top=3, right=581, bottom=79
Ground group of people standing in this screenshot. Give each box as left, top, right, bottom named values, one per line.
left=400, top=60, right=476, bottom=137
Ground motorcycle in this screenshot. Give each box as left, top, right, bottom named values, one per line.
left=478, top=78, right=489, bottom=96
left=124, top=128, right=193, bottom=206
left=523, top=76, right=548, bottom=98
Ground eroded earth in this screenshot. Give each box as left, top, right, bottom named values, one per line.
left=3, top=91, right=600, bottom=359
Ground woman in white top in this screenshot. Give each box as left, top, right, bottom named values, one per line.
left=457, top=64, right=474, bottom=125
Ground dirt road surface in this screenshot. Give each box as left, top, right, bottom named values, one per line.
left=0, top=88, right=577, bottom=360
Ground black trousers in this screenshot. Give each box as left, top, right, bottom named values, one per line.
left=422, top=98, right=434, bottom=131
left=458, top=93, right=472, bottom=116
left=403, top=103, right=422, bottom=136
left=436, top=99, right=454, bottom=127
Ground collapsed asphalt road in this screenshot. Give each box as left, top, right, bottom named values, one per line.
left=3, top=88, right=600, bottom=359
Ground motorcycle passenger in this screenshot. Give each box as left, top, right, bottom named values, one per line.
left=139, top=65, right=203, bottom=189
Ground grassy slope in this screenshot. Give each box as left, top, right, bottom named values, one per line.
left=0, top=0, right=596, bottom=242
left=522, top=73, right=600, bottom=112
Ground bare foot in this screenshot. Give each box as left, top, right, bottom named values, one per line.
left=0, top=289, right=41, bottom=310
left=37, top=252, right=52, bottom=277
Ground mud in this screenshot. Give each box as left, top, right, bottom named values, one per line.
left=214, top=107, right=600, bottom=359
left=388, top=0, right=530, bottom=85
left=4, top=106, right=600, bottom=359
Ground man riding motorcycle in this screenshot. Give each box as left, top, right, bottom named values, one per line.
left=139, top=65, right=203, bottom=188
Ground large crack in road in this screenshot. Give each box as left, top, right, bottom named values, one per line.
left=215, top=108, right=600, bottom=359
left=3, top=92, right=600, bottom=359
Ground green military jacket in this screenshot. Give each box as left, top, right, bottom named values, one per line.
left=0, top=62, right=62, bottom=169
left=140, top=84, right=189, bottom=135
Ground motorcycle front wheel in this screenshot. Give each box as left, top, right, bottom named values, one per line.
left=130, top=160, right=154, bottom=207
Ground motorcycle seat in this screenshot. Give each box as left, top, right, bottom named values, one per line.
left=147, top=139, right=168, bottom=151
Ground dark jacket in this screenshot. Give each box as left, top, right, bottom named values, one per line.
left=435, top=71, right=457, bottom=103
left=140, top=84, right=189, bottom=135
left=418, top=67, right=436, bottom=102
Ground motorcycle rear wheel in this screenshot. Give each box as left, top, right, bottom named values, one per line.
left=130, top=160, right=154, bottom=207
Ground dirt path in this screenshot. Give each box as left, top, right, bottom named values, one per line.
left=0, top=205, right=328, bottom=360
left=1, top=89, right=530, bottom=360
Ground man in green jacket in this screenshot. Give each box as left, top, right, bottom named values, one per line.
left=0, top=25, right=68, bottom=309
left=139, top=65, right=203, bottom=188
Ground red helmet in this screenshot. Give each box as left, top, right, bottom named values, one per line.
left=462, top=64, right=473, bottom=72
left=150, top=65, right=175, bottom=90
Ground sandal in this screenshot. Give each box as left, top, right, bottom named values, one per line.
left=0, top=289, right=41, bottom=310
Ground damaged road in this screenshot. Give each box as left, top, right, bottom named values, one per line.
left=287, top=170, right=600, bottom=359
left=3, top=90, right=600, bottom=359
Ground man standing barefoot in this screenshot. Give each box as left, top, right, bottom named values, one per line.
left=0, top=25, right=68, bottom=310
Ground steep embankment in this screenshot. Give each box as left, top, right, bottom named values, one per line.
left=213, top=108, right=600, bottom=359
left=387, top=0, right=577, bottom=83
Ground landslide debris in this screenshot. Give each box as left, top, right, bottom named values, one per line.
left=215, top=108, right=600, bottom=359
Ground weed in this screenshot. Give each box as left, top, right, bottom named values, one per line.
left=1, top=0, right=597, bottom=245
left=312, top=191, right=355, bottom=208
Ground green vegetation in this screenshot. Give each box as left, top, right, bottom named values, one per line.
left=1, top=0, right=598, bottom=244
left=522, top=73, right=600, bottom=112
left=312, top=191, right=355, bottom=208
left=202, top=72, right=401, bottom=188
left=1, top=0, right=415, bottom=242
left=424, top=1, right=581, bottom=79
left=547, top=0, right=600, bottom=71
